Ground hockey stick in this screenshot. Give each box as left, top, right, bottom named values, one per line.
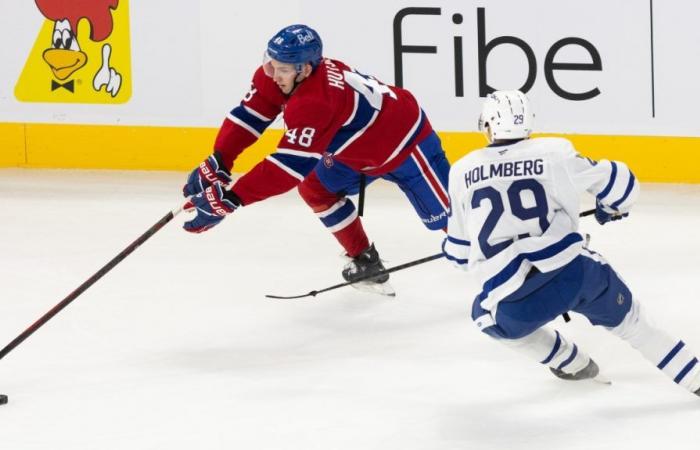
left=266, top=252, right=446, bottom=299
left=0, top=203, right=188, bottom=361
left=266, top=208, right=597, bottom=300
left=357, top=174, right=366, bottom=216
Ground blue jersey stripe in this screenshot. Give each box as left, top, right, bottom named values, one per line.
left=447, top=235, right=470, bottom=246
left=658, top=341, right=685, bottom=369
left=268, top=153, right=318, bottom=178
left=444, top=253, right=468, bottom=265
left=442, top=240, right=468, bottom=265
left=541, top=330, right=561, bottom=364
left=557, top=344, right=578, bottom=370
left=230, top=104, right=273, bottom=135
left=597, top=161, right=618, bottom=200
left=476, top=233, right=583, bottom=303
left=674, top=357, right=698, bottom=384
left=327, top=93, right=376, bottom=154
left=611, top=171, right=636, bottom=210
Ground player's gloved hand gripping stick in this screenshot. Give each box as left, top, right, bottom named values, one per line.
left=181, top=152, right=242, bottom=233
left=266, top=208, right=601, bottom=300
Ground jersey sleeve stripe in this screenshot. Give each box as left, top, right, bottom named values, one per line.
left=267, top=153, right=318, bottom=180
left=229, top=105, right=274, bottom=135
left=264, top=155, right=305, bottom=181
left=444, top=253, right=468, bottom=265
left=228, top=113, right=262, bottom=139
left=276, top=148, right=322, bottom=159
left=442, top=237, right=469, bottom=265
left=596, top=161, right=618, bottom=200
left=611, top=172, right=636, bottom=210
left=243, top=105, right=274, bottom=122
left=447, top=235, right=470, bottom=246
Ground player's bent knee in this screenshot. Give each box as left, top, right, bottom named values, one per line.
left=298, top=174, right=336, bottom=209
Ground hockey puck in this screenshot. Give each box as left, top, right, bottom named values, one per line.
left=0, top=394, right=8, bottom=405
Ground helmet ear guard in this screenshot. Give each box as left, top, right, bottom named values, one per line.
left=264, top=24, right=323, bottom=75
left=478, top=90, right=534, bottom=143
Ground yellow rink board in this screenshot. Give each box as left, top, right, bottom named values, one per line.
left=1, top=122, right=698, bottom=183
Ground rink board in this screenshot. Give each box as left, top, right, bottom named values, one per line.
left=0, top=122, right=698, bottom=183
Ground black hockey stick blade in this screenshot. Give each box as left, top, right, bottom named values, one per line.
left=266, top=253, right=446, bottom=299
left=0, top=203, right=187, bottom=361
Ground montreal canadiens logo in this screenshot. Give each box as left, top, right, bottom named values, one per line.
left=323, top=153, right=334, bottom=168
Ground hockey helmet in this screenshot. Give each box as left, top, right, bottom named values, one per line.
left=264, top=24, right=323, bottom=75
left=478, top=90, right=534, bottom=143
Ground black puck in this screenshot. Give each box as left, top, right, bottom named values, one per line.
left=0, top=394, right=7, bottom=405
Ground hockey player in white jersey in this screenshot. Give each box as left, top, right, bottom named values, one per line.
left=444, top=90, right=700, bottom=395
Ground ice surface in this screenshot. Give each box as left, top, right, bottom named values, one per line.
left=1, top=169, right=699, bottom=450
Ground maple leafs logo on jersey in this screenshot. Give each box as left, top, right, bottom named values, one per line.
left=576, top=154, right=598, bottom=166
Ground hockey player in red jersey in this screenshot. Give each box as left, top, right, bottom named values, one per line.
left=182, top=24, right=450, bottom=294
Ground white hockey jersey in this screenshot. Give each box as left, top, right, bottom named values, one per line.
left=444, top=137, right=639, bottom=312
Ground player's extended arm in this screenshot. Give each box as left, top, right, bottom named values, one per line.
left=183, top=68, right=283, bottom=198
left=232, top=99, right=333, bottom=206
left=181, top=148, right=320, bottom=234
left=568, top=153, right=640, bottom=225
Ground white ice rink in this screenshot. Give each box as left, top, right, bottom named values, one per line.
left=1, top=169, right=700, bottom=450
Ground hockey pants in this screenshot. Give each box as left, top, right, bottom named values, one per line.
left=473, top=253, right=700, bottom=392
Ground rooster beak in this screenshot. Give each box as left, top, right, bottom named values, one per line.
left=42, top=48, right=87, bottom=80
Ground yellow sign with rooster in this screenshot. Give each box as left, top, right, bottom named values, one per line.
left=15, top=0, right=131, bottom=104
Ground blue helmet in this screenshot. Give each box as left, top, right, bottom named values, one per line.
left=266, top=24, right=323, bottom=72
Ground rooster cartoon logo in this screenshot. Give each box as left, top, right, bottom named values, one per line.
left=15, top=0, right=132, bottom=104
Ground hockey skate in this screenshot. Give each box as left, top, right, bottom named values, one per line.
left=550, top=358, right=611, bottom=385
left=342, top=243, right=395, bottom=297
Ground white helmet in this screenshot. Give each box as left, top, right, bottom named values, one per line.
left=478, top=90, right=534, bottom=143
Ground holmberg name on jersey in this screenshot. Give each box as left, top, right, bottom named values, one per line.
left=464, top=158, right=545, bottom=189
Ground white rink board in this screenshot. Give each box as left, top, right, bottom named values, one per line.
left=1, top=1, right=699, bottom=136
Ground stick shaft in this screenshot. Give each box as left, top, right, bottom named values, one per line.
left=0, top=206, right=183, bottom=361
left=357, top=174, right=366, bottom=217
left=315, top=252, right=445, bottom=295
left=266, top=208, right=597, bottom=300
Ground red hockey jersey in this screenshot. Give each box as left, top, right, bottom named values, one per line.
left=213, top=58, right=433, bottom=206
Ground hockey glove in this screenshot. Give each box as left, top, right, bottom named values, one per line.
left=183, top=184, right=241, bottom=233
left=595, top=199, right=628, bottom=225
left=183, top=152, right=232, bottom=197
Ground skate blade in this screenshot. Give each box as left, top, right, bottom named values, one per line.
left=592, top=374, right=612, bottom=385
left=350, top=280, right=396, bottom=297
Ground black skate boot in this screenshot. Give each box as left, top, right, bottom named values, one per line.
left=550, top=358, right=609, bottom=384
left=342, top=244, right=395, bottom=296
